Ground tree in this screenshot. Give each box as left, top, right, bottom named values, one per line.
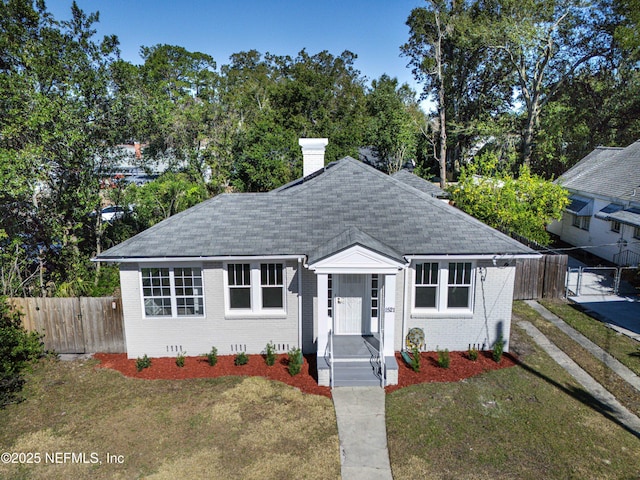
left=0, top=297, right=44, bottom=407
left=0, top=0, right=120, bottom=296
left=488, top=0, right=616, bottom=166
left=403, top=1, right=455, bottom=187
left=448, top=153, right=569, bottom=245
left=365, top=75, right=421, bottom=173
left=402, top=1, right=514, bottom=183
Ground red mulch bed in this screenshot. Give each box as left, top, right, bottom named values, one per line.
left=93, top=351, right=517, bottom=399
left=385, top=351, right=518, bottom=394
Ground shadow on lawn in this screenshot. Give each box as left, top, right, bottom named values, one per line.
left=515, top=358, right=640, bottom=440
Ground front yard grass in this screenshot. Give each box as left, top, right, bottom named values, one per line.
left=0, top=359, right=340, bottom=480
left=515, top=300, right=640, bottom=419
left=538, top=298, right=640, bottom=376
left=386, top=322, right=640, bottom=480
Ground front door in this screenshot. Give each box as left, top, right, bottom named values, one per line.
left=334, top=274, right=367, bottom=335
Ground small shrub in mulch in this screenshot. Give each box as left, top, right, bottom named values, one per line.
left=93, top=349, right=518, bottom=398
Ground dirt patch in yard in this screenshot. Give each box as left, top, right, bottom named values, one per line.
left=94, top=350, right=517, bottom=397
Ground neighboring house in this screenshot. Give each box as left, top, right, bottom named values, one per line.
left=548, top=140, right=640, bottom=267
left=95, top=138, right=538, bottom=387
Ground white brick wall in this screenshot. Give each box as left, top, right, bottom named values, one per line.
left=120, top=261, right=300, bottom=358
left=120, top=259, right=517, bottom=360
left=404, top=261, right=515, bottom=353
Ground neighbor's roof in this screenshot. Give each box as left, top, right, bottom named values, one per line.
left=96, top=157, right=534, bottom=261
left=391, top=169, right=448, bottom=198
left=557, top=140, right=640, bottom=202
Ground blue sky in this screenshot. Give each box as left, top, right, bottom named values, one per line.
left=46, top=0, right=426, bottom=98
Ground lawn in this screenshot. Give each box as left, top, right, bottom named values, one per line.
left=539, top=299, right=640, bottom=376
left=0, top=359, right=340, bottom=480
left=386, top=322, right=640, bottom=480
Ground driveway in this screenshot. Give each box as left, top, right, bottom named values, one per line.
left=567, top=256, right=640, bottom=341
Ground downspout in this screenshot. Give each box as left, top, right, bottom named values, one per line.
left=402, top=263, right=410, bottom=352
left=298, top=258, right=303, bottom=351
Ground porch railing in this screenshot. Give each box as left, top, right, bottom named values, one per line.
left=378, top=329, right=385, bottom=387
left=329, top=329, right=335, bottom=389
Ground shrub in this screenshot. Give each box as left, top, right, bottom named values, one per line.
left=234, top=352, right=249, bottom=366
left=0, top=297, right=45, bottom=407
left=206, top=346, right=218, bottom=367
left=410, top=346, right=421, bottom=372
left=136, top=354, right=152, bottom=372
left=437, top=348, right=450, bottom=369
left=468, top=347, right=479, bottom=361
left=287, top=347, right=303, bottom=376
left=492, top=335, right=505, bottom=363
left=265, top=341, right=276, bottom=366
left=176, top=351, right=186, bottom=368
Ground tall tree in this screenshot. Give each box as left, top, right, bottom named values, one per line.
left=365, top=74, right=421, bottom=173
left=488, top=0, right=616, bottom=166
left=0, top=0, right=119, bottom=295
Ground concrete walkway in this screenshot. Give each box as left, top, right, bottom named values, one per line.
left=332, top=387, right=393, bottom=480
left=517, top=316, right=640, bottom=438
left=524, top=300, right=640, bottom=392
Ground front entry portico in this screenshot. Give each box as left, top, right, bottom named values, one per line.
left=307, top=239, right=403, bottom=386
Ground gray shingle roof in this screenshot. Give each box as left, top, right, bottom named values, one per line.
left=97, top=157, right=534, bottom=261
left=557, top=141, right=640, bottom=202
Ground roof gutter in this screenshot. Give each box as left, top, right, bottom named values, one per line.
left=93, top=254, right=307, bottom=263
left=404, top=253, right=542, bottom=261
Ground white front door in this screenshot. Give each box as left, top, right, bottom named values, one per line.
left=334, top=274, right=367, bottom=335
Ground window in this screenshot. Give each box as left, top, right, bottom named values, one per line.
left=225, top=262, right=286, bottom=314
left=572, top=214, right=590, bottom=231
left=327, top=274, right=333, bottom=317
left=415, top=262, right=438, bottom=308
left=142, top=266, right=203, bottom=317
left=413, top=261, right=474, bottom=313
left=261, top=263, right=283, bottom=308
left=228, top=264, right=251, bottom=309
left=371, top=274, right=379, bottom=318
left=635, top=227, right=640, bottom=239
left=447, top=262, right=472, bottom=309
left=611, top=220, right=621, bottom=233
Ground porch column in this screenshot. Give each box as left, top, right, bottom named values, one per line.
left=383, top=273, right=396, bottom=357
left=316, top=273, right=329, bottom=355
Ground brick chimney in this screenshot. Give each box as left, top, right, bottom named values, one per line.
left=299, top=138, right=328, bottom=177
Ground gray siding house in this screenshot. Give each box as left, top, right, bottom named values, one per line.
left=548, top=140, right=640, bottom=266
left=96, top=138, right=538, bottom=386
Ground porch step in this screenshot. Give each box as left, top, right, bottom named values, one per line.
left=332, top=361, right=382, bottom=387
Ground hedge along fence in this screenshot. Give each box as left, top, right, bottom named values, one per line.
left=8, top=297, right=125, bottom=354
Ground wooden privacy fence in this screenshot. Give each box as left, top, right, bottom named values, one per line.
left=9, top=297, right=125, bottom=354
left=514, top=254, right=568, bottom=300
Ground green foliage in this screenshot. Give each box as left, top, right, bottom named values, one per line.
left=265, top=341, right=276, bottom=367
left=206, top=346, right=218, bottom=367
left=234, top=352, right=249, bottom=366
left=124, top=172, right=209, bottom=229
left=136, top=354, right=152, bottom=372
left=410, top=346, right=421, bottom=373
left=437, top=348, right=451, bottom=369
left=448, top=154, right=569, bottom=245
left=287, top=347, right=303, bottom=376
left=0, top=297, right=45, bottom=407
left=176, top=351, right=186, bottom=368
left=468, top=347, right=479, bottom=361
left=492, top=336, right=505, bottom=363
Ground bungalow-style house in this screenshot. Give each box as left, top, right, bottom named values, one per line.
left=96, top=138, right=538, bottom=386
left=547, top=140, right=640, bottom=267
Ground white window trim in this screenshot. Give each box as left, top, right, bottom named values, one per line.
left=223, top=262, right=287, bottom=317
left=139, top=264, right=205, bottom=319
left=411, top=261, right=475, bottom=316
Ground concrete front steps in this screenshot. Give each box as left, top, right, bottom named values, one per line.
left=332, top=359, right=382, bottom=387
